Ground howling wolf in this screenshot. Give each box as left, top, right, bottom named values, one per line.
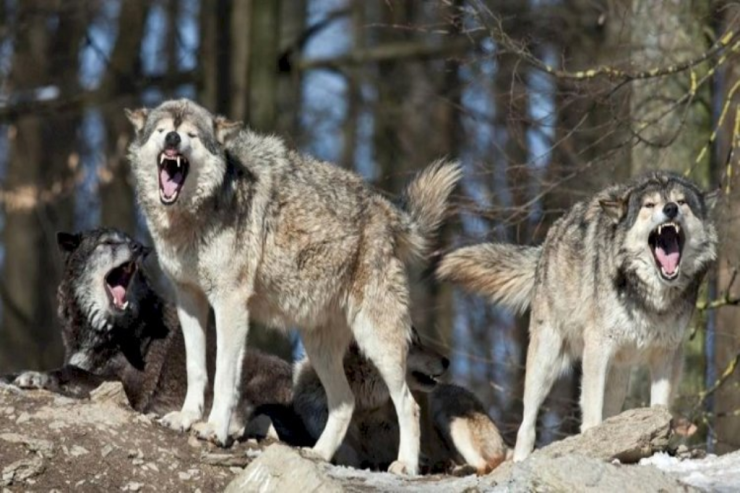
left=126, top=99, right=461, bottom=474
left=438, top=172, right=717, bottom=460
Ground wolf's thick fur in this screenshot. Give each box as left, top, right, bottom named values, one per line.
left=2, top=229, right=292, bottom=439
left=439, top=172, right=717, bottom=460
left=291, top=330, right=509, bottom=474
left=437, top=243, right=541, bottom=313
left=126, top=99, right=461, bottom=474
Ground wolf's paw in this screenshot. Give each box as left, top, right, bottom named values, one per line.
left=14, top=371, right=50, bottom=389
left=388, top=460, right=417, bottom=476
left=450, top=464, right=478, bottom=477
left=299, top=447, right=326, bottom=462
left=159, top=410, right=200, bottom=433
left=192, top=421, right=230, bottom=447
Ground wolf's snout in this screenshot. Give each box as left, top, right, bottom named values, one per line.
left=663, top=202, right=678, bottom=219
left=165, top=131, right=181, bottom=148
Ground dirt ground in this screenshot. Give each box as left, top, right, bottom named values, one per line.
left=0, top=383, right=267, bottom=492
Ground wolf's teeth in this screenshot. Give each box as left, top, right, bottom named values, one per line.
left=658, top=225, right=663, bottom=235
left=122, top=301, right=129, bottom=310
left=176, top=156, right=181, bottom=168
left=160, top=154, right=165, bottom=164
left=676, top=224, right=681, bottom=232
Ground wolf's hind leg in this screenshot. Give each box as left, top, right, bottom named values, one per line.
left=352, top=307, right=420, bottom=475
left=301, top=327, right=355, bottom=463
left=603, top=366, right=630, bottom=419
left=160, top=286, right=209, bottom=433
left=514, top=323, right=568, bottom=461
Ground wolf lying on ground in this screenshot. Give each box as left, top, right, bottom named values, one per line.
left=126, top=99, right=461, bottom=474
left=1, top=228, right=293, bottom=439
left=289, top=328, right=509, bottom=474
left=438, top=172, right=717, bottom=461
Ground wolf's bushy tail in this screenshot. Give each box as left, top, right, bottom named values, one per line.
left=437, top=243, right=541, bottom=313
left=397, top=159, right=462, bottom=263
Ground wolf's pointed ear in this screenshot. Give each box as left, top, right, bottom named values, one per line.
left=125, top=108, right=148, bottom=133
left=599, top=199, right=627, bottom=222
left=214, top=116, right=242, bottom=144
left=57, top=232, right=81, bottom=254
left=704, top=188, right=720, bottom=213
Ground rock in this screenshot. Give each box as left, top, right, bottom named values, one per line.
left=227, top=408, right=697, bottom=493
left=225, top=444, right=482, bottom=493
left=0, top=433, right=54, bottom=458
left=90, top=381, right=128, bottom=406
left=70, top=445, right=89, bottom=457
left=0, top=384, right=251, bottom=491
left=536, top=406, right=674, bottom=463
left=0, top=387, right=730, bottom=493
left=1, top=456, right=45, bottom=487
left=490, top=454, right=699, bottom=492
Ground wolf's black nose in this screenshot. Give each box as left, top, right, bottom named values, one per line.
left=663, top=202, right=678, bottom=219
left=165, top=131, right=181, bottom=148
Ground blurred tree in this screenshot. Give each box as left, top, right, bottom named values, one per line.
left=0, top=2, right=92, bottom=372
left=368, top=0, right=458, bottom=362
left=99, top=0, right=150, bottom=235
left=713, top=1, right=740, bottom=455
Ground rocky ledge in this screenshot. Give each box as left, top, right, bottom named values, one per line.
left=1, top=382, right=736, bottom=492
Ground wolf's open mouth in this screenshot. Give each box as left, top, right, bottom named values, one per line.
left=648, top=222, right=685, bottom=281
left=158, top=149, right=189, bottom=205
left=104, top=261, right=136, bottom=311
left=411, top=370, right=440, bottom=390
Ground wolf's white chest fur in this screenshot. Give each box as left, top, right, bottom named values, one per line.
left=608, top=308, right=689, bottom=365
left=559, top=286, right=691, bottom=366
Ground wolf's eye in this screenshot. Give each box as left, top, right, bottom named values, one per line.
left=643, top=202, right=655, bottom=209
left=158, top=128, right=165, bottom=133
left=188, top=132, right=197, bottom=139
left=677, top=199, right=686, bottom=206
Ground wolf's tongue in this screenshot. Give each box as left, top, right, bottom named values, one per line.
left=160, top=166, right=184, bottom=197
left=655, top=235, right=680, bottom=275
left=109, top=285, right=126, bottom=307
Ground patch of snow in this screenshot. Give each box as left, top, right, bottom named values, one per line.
left=640, top=450, right=740, bottom=492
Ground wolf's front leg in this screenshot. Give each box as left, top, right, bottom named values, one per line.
left=580, top=339, right=613, bottom=431
left=194, top=292, right=249, bottom=446
left=160, top=286, right=209, bottom=433
left=649, top=345, right=683, bottom=407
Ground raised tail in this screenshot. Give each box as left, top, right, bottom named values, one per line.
left=437, top=243, right=541, bottom=313
left=397, top=159, right=462, bottom=263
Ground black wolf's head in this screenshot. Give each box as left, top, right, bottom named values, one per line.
left=57, top=229, right=153, bottom=357
left=600, top=171, right=718, bottom=292
left=406, top=327, right=450, bottom=393
left=126, top=99, right=241, bottom=211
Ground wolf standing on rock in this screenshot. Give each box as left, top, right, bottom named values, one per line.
left=126, top=99, right=461, bottom=474
left=438, top=172, right=717, bottom=461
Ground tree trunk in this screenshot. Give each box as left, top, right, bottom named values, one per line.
left=0, top=2, right=88, bottom=371
left=99, top=0, right=150, bottom=235
left=712, top=3, right=740, bottom=455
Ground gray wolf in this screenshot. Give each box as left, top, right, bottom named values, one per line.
left=291, top=328, right=509, bottom=474
left=126, top=99, right=461, bottom=474
left=438, top=172, right=717, bottom=461
left=1, top=228, right=293, bottom=439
